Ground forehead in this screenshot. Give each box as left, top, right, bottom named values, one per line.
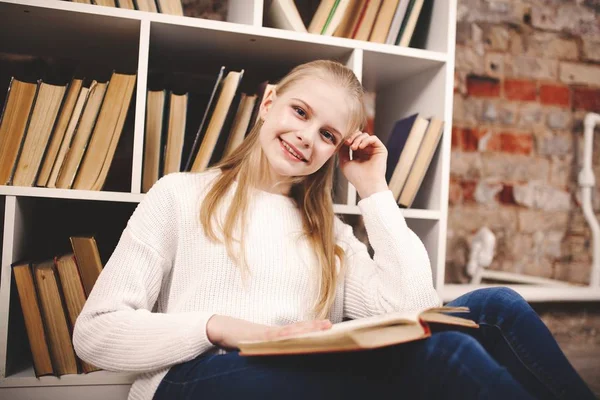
left=281, top=77, right=351, bottom=133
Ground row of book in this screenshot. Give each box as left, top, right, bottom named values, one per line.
left=267, top=0, right=429, bottom=46
left=143, top=66, right=275, bottom=192
left=0, top=71, right=136, bottom=191
left=68, top=0, right=184, bottom=15
left=384, top=112, right=444, bottom=208
left=12, top=236, right=104, bottom=377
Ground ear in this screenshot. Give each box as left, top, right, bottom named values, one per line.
left=259, top=87, right=277, bottom=120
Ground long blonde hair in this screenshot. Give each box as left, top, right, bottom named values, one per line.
left=200, top=60, right=367, bottom=319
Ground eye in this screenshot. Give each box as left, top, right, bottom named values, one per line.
left=321, top=130, right=336, bottom=144
left=293, top=106, right=307, bottom=118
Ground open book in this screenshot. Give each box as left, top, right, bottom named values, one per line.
left=238, top=306, right=478, bottom=356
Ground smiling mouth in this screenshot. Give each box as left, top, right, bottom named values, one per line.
left=279, top=138, right=308, bottom=162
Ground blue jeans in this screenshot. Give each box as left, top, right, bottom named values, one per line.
left=153, top=287, right=597, bottom=399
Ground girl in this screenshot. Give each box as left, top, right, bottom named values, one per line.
left=73, top=60, right=596, bottom=400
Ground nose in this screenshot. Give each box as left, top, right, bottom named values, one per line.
left=296, top=124, right=319, bottom=148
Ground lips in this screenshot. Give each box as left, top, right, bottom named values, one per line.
left=279, top=138, right=308, bottom=162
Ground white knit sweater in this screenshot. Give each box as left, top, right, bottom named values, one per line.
left=73, top=169, right=441, bottom=400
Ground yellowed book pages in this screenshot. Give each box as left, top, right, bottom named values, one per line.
left=37, top=79, right=83, bottom=187
left=191, top=70, right=243, bottom=172
left=13, top=82, right=67, bottom=187
left=72, top=72, right=136, bottom=191
left=308, top=0, right=336, bottom=34
left=54, top=254, right=101, bottom=373
left=397, top=0, right=425, bottom=47
left=353, top=0, right=382, bottom=41
left=47, top=85, right=90, bottom=188
left=55, top=81, right=107, bottom=189
left=163, top=92, right=188, bottom=175
left=223, top=94, right=256, bottom=158
left=117, top=0, right=135, bottom=9
left=323, top=0, right=352, bottom=36
left=33, top=260, right=78, bottom=376
left=73, top=0, right=93, bottom=3
left=0, top=78, right=38, bottom=185
left=398, top=118, right=444, bottom=208
left=388, top=116, right=428, bottom=199
left=94, top=0, right=117, bottom=6
left=238, top=306, right=477, bottom=355
left=135, top=0, right=158, bottom=12
left=143, top=90, right=166, bottom=192
left=368, top=0, right=399, bottom=43
left=334, top=0, right=365, bottom=38
left=70, top=236, right=104, bottom=297
left=156, top=0, right=183, bottom=15
left=12, top=262, right=53, bottom=377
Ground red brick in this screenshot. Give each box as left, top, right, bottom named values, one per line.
left=572, top=87, right=600, bottom=111
left=451, top=126, right=463, bottom=149
left=504, top=79, right=537, bottom=101
left=499, top=132, right=534, bottom=155
left=449, top=179, right=462, bottom=205
left=540, top=84, right=570, bottom=107
left=461, top=181, right=477, bottom=203
left=466, top=74, right=501, bottom=97
left=498, top=184, right=516, bottom=205
left=461, top=128, right=487, bottom=152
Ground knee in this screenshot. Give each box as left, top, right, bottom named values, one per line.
left=472, top=287, right=528, bottom=307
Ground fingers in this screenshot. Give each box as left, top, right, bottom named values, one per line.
left=346, top=131, right=372, bottom=151
left=269, top=320, right=332, bottom=339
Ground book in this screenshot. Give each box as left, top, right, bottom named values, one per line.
left=37, top=78, right=83, bottom=187
left=307, top=0, right=336, bottom=34
left=0, top=78, right=39, bottom=185
left=238, top=306, right=478, bottom=355
left=143, top=89, right=166, bottom=192
left=183, top=66, right=225, bottom=172
left=333, top=0, right=365, bottom=38
left=368, top=0, right=400, bottom=43
left=155, top=0, right=183, bottom=15
left=396, top=0, right=424, bottom=47
left=55, top=80, right=108, bottom=189
left=353, top=0, right=382, bottom=40
left=190, top=69, right=244, bottom=173
left=162, top=91, right=187, bottom=175
left=72, top=71, right=136, bottom=191
left=93, top=0, right=117, bottom=6
left=47, top=82, right=91, bottom=188
left=322, top=0, right=352, bottom=36
left=387, top=113, right=429, bottom=199
left=384, top=115, right=413, bottom=183
left=69, top=236, right=103, bottom=297
left=266, top=0, right=308, bottom=32
left=11, top=261, right=54, bottom=377
left=32, top=259, right=79, bottom=376
left=222, top=93, right=257, bottom=158
left=12, top=81, right=67, bottom=187
left=54, top=253, right=101, bottom=373
left=398, top=117, right=443, bottom=208
left=385, top=0, right=409, bottom=45
left=134, top=0, right=158, bottom=12
left=116, top=0, right=135, bottom=9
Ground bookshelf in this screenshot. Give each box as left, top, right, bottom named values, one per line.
left=0, top=0, right=512, bottom=397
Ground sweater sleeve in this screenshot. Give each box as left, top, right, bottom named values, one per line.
left=336, top=190, right=442, bottom=320
left=73, top=174, right=215, bottom=373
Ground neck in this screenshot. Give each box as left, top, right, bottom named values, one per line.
left=255, top=168, right=293, bottom=196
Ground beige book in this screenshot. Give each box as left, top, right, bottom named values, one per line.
left=308, top=0, right=336, bottom=34
left=222, top=94, right=257, bottom=158
left=117, top=0, right=135, bottom=9
left=55, top=80, right=107, bottom=189
left=12, top=82, right=67, bottom=187
left=93, top=0, right=117, bottom=6
left=135, top=0, right=158, bottom=12
left=54, top=253, right=101, bottom=373
left=238, top=306, right=477, bottom=356
left=0, top=78, right=38, bottom=185
left=37, top=79, right=83, bottom=187
left=266, top=0, right=307, bottom=32
left=334, top=0, right=365, bottom=38
left=388, top=115, right=428, bottom=199
left=143, top=90, right=166, bottom=192
left=72, top=72, right=136, bottom=191
left=191, top=70, right=244, bottom=173
left=33, top=260, right=79, bottom=376
left=70, top=236, right=104, bottom=297
left=155, top=0, right=183, bottom=15
left=322, top=0, right=352, bottom=36
left=353, top=0, right=382, bottom=40
left=162, top=92, right=188, bottom=175
left=398, top=118, right=444, bottom=208
left=47, top=84, right=90, bottom=188
left=368, top=0, right=399, bottom=43
left=397, top=0, right=425, bottom=47
left=73, top=0, right=93, bottom=3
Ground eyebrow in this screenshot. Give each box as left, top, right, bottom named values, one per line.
left=291, top=98, right=343, bottom=138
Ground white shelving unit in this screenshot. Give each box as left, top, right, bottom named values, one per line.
left=0, top=0, right=587, bottom=398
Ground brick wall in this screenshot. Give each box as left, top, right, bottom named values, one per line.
left=447, top=0, right=600, bottom=284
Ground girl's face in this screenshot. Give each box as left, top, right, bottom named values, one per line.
left=258, top=77, right=351, bottom=180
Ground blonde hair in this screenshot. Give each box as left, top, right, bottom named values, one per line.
left=200, top=60, right=367, bottom=319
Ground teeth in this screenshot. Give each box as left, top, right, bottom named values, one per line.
left=282, top=140, right=304, bottom=161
